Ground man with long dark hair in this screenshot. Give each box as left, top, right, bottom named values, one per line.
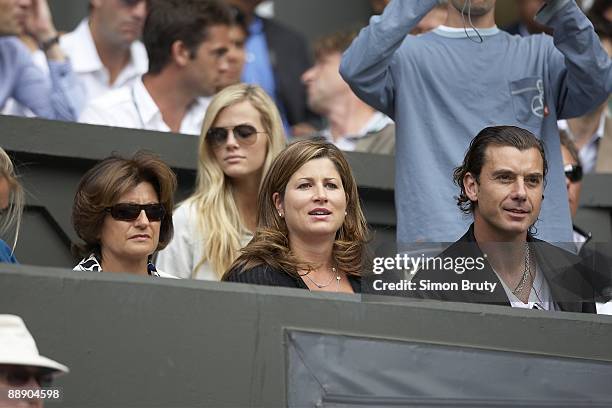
left=341, top=0, right=612, bottom=250
left=411, top=126, right=596, bottom=313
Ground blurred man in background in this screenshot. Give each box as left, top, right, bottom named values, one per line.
left=559, top=1, right=612, bottom=173
left=302, top=30, right=395, bottom=154
left=59, top=0, right=149, bottom=103
left=225, top=0, right=319, bottom=134
left=215, top=5, right=247, bottom=92
left=0, top=0, right=84, bottom=120
left=80, top=0, right=232, bottom=135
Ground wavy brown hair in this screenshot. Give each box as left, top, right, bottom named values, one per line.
left=72, top=151, right=177, bottom=260
left=223, top=139, right=370, bottom=279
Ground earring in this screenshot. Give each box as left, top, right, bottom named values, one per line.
left=278, top=211, right=283, bottom=218
left=345, top=211, right=348, bottom=216
left=542, top=194, right=545, bottom=199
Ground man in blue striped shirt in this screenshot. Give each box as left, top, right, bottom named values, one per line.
left=0, top=0, right=84, bottom=121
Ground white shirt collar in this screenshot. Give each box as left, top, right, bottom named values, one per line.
left=494, top=263, right=557, bottom=311
left=132, top=77, right=161, bottom=128
left=63, top=19, right=148, bottom=81
left=65, top=19, right=104, bottom=73
left=132, top=77, right=210, bottom=134
left=322, top=112, right=393, bottom=151
left=434, top=25, right=500, bottom=38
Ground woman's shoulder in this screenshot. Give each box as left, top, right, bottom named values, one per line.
left=0, top=239, right=17, bottom=264
left=173, top=200, right=199, bottom=223
left=170, top=200, right=204, bottom=242
left=73, top=254, right=102, bottom=272
left=224, top=263, right=301, bottom=288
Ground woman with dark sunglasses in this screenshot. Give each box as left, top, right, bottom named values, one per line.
left=156, top=84, right=286, bottom=280
left=72, top=151, right=177, bottom=277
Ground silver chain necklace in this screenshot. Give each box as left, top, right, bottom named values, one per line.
left=512, top=244, right=531, bottom=296
left=302, top=267, right=341, bottom=289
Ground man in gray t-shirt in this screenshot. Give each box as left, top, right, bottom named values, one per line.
left=341, top=0, right=611, bottom=248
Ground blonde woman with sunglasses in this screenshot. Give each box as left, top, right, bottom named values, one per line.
left=156, top=84, right=286, bottom=280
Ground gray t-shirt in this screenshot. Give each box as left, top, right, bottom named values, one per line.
left=340, top=0, right=611, bottom=247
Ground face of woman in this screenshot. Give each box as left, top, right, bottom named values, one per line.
left=210, top=100, right=269, bottom=182
left=275, top=158, right=347, bottom=243
left=99, top=181, right=161, bottom=266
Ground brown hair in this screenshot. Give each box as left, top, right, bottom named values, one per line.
left=559, top=130, right=581, bottom=166
left=72, top=151, right=177, bottom=259
left=313, top=29, right=358, bottom=60
left=223, top=139, right=370, bottom=279
left=453, top=126, right=548, bottom=214
left=144, top=0, right=232, bottom=75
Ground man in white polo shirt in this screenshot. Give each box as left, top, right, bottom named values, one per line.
left=79, top=0, right=231, bottom=135
left=60, top=0, right=148, bottom=104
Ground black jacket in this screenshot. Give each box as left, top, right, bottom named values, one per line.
left=225, top=264, right=361, bottom=293
left=411, top=225, right=596, bottom=313
left=262, top=18, right=320, bottom=127
left=574, top=224, right=612, bottom=303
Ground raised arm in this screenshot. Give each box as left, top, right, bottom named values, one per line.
left=13, top=0, right=85, bottom=120
left=339, top=0, right=439, bottom=118
left=539, top=0, right=612, bottom=118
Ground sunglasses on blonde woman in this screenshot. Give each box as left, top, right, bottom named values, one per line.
left=206, top=124, right=264, bottom=149
left=105, top=203, right=165, bottom=222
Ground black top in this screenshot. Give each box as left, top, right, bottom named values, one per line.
left=262, top=18, right=320, bottom=127
left=410, top=224, right=597, bottom=313
left=225, top=264, right=362, bottom=293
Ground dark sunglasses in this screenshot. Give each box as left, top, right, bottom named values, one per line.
left=206, top=124, right=263, bottom=148
left=564, top=163, right=583, bottom=183
left=105, top=203, right=165, bottom=222
left=0, top=366, right=53, bottom=387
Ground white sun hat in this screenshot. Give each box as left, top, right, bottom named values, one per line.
left=0, top=315, right=69, bottom=374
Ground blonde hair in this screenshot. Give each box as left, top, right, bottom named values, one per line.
left=0, top=148, right=25, bottom=252
left=188, top=84, right=286, bottom=278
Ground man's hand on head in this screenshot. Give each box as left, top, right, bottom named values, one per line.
left=25, top=0, right=67, bottom=61
left=25, top=0, right=57, bottom=43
